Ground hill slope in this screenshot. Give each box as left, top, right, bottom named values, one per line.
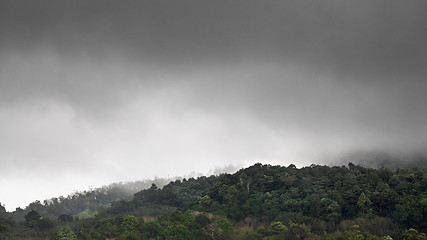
left=1, top=163, right=426, bottom=240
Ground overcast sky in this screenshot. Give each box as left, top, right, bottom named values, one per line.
left=1, top=0, right=427, bottom=211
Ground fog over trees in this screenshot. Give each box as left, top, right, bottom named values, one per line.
left=1, top=163, right=426, bottom=239
left=1, top=0, right=427, bottom=239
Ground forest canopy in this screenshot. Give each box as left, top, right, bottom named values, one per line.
left=1, top=163, right=426, bottom=240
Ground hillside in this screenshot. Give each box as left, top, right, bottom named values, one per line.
left=2, top=178, right=173, bottom=222
left=1, top=163, right=426, bottom=240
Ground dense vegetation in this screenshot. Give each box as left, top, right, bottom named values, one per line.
left=2, top=178, right=173, bottom=222
left=1, top=163, right=426, bottom=239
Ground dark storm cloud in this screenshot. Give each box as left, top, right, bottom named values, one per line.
left=0, top=0, right=426, bottom=159
left=2, top=0, right=427, bottom=72
left=1, top=0, right=426, bottom=114
left=1, top=0, right=427, bottom=113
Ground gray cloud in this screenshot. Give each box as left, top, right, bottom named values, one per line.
left=1, top=0, right=427, bottom=210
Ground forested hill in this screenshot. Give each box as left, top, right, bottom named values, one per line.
left=125, top=163, right=426, bottom=231
left=2, top=178, right=174, bottom=221
left=1, top=163, right=426, bottom=240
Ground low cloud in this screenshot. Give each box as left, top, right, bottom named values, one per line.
left=1, top=0, right=427, bottom=211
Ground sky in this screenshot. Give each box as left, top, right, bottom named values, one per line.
left=1, top=0, right=427, bottom=211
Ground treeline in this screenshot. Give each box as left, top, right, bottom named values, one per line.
left=2, top=178, right=173, bottom=222
left=1, top=163, right=426, bottom=239
left=202, top=163, right=426, bottom=230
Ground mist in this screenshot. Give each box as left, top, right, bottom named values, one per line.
left=1, top=0, right=427, bottom=211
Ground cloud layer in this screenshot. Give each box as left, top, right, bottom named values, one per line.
left=1, top=0, right=427, bottom=211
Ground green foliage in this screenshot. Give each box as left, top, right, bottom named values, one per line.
left=25, top=210, right=41, bottom=228
left=53, top=225, right=77, bottom=240
left=268, top=221, right=287, bottom=235
left=7, top=179, right=174, bottom=222
left=1, top=163, right=427, bottom=240
left=164, top=224, right=192, bottom=240
left=121, top=215, right=138, bottom=231
left=77, top=208, right=98, bottom=219
left=216, top=219, right=234, bottom=239
left=25, top=210, right=41, bottom=222
left=357, top=192, right=372, bottom=214
left=37, top=217, right=56, bottom=231
left=403, top=228, right=427, bottom=240
left=133, top=175, right=218, bottom=210
left=344, top=225, right=365, bottom=240
left=58, top=213, right=73, bottom=222
left=257, top=226, right=267, bottom=235
left=0, top=203, right=6, bottom=219
left=195, top=213, right=211, bottom=227
left=140, top=220, right=163, bottom=239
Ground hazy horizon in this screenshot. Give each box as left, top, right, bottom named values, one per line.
left=1, top=0, right=427, bottom=211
